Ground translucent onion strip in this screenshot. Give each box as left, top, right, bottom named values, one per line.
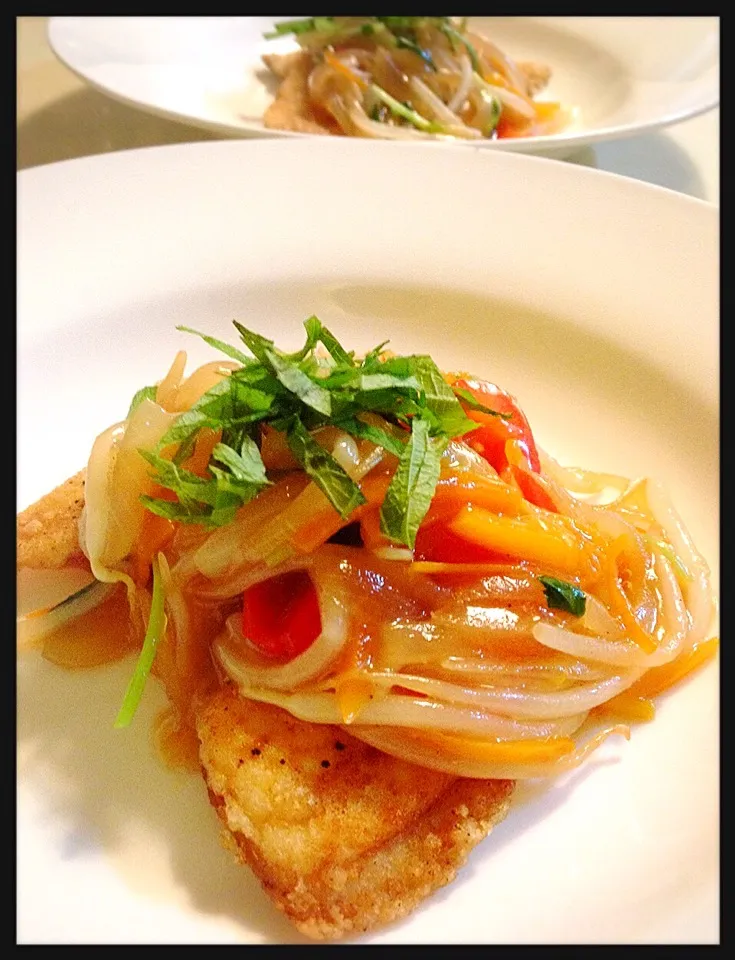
left=363, top=669, right=642, bottom=719
left=447, top=51, right=474, bottom=112
left=438, top=656, right=611, bottom=685
left=533, top=554, right=690, bottom=669
left=235, top=684, right=589, bottom=741
left=348, top=722, right=630, bottom=780
left=538, top=448, right=631, bottom=498
left=409, top=76, right=465, bottom=125
left=645, top=479, right=715, bottom=649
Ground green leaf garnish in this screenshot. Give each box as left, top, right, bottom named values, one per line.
left=452, top=386, right=513, bottom=419
left=265, top=349, right=333, bottom=416
left=129, top=315, right=517, bottom=547
left=114, top=555, right=167, bottom=728
left=539, top=576, right=587, bottom=617
left=286, top=416, right=366, bottom=519
left=394, top=35, right=437, bottom=70
left=380, top=417, right=447, bottom=548
left=176, top=325, right=251, bottom=365
left=369, top=83, right=441, bottom=133
left=333, top=416, right=407, bottom=458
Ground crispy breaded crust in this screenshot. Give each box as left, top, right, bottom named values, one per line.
left=16, top=470, right=86, bottom=570
left=262, top=51, right=333, bottom=136
left=196, top=685, right=514, bottom=940
left=519, top=60, right=552, bottom=98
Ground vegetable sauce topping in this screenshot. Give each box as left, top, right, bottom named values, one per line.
left=21, top=317, right=718, bottom=781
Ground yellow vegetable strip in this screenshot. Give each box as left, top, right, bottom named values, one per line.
left=628, top=636, right=719, bottom=699
left=449, top=505, right=590, bottom=575
left=592, top=692, right=656, bottom=723
left=401, top=728, right=577, bottom=765
left=604, top=538, right=657, bottom=654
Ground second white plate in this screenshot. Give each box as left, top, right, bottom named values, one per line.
left=47, top=16, right=720, bottom=158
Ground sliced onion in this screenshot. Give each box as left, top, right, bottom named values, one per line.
left=467, top=31, right=531, bottom=97
left=409, top=75, right=464, bottom=125
left=533, top=555, right=689, bottom=669
left=155, top=350, right=187, bottom=409
left=472, top=74, right=535, bottom=122
left=363, top=668, right=642, bottom=719
left=348, top=722, right=630, bottom=780
left=16, top=580, right=114, bottom=650
left=442, top=439, right=498, bottom=476
left=582, top=595, right=627, bottom=639
left=168, top=360, right=239, bottom=413
left=447, top=52, right=474, bottom=113
left=645, top=479, right=715, bottom=647
left=538, top=448, right=630, bottom=499
left=193, top=439, right=384, bottom=585
left=83, top=398, right=178, bottom=590
left=236, top=684, right=588, bottom=741
left=439, top=655, right=610, bottom=684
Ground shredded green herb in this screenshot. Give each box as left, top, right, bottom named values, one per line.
left=538, top=576, right=587, bottom=617
left=129, top=316, right=506, bottom=548
left=114, top=556, right=167, bottom=728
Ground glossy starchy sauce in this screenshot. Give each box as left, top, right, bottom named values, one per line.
left=40, top=578, right=227, bottom=773
left=41, top=584, right=139, bottom=668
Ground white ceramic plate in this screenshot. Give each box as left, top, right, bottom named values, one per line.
left=46, top=16, right=720, bottom=158
left=17, top=139, right=719, bottom=944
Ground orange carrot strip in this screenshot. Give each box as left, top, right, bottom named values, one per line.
left=449, top=505, right=589, bottom=575
left=433, top=470, right=528, bottom=516
left=592, top=693, right=656, bottom=723
left=406, top=728, right=576, bottom=765
left=131, top=513, right=176, bottom=586
left=182, top=427, right=222, bottom=477
left=324, top=50, right=368, bottom=90
left=629, top=637, right=719, bottom=699
left=604, top=537, right=657, bottom=654
left=292, top=471, right=394, bottom=554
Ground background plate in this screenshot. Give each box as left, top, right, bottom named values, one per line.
left=46, top=16, right=720, bottom=158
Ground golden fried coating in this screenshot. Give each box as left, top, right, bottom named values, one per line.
left=519, top=61, right=552, bottom=98
left=262, top=52, right=333, bottom=136
left=16, top=470, right=87, bottom=570
left=195, top=684, right=514, bottom=940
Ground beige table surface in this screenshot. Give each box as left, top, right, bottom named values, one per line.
left=18, top=16, right=720, bottom=201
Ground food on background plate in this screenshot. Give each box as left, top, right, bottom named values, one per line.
left=261, top=16, right=570, bottom=140
left=17, top=317, right=717, bottom=939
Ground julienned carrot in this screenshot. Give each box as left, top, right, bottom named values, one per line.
left=291, top=471, right=393, bottom=554
left=131, top=513, right=176, bottom=586
left=449, top=504, right=590, bottom=575
left=432, top=470, right=528, bottom=516
left=604, top=538, right=657, bottom=654
left=592, top=692, right=656, bottom=723
left=335, top=672, right=376, bottom=724
left=323, top=50, right=367, bottom=90
left=182, top=427, right=222, bottom=477
left=405, top=728, right=577, bottom=765
left=628, top=637, right=719, bottom=699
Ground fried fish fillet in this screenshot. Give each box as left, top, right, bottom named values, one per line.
left=196, top=685, right=514, bottom=940
left=18, top=476, right=515, bottom=940
left=16, top=470, right=86, bottom=570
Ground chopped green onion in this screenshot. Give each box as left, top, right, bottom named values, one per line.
left=369, top=83, right=442, bottom=133
left=113, top=556, right=167, bottom=728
